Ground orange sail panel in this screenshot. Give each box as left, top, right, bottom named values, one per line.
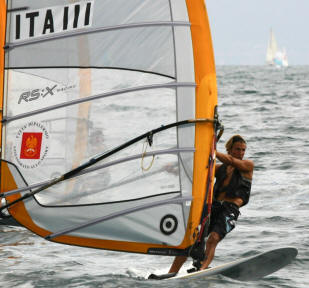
left=1, top=0, right=217, bottom=255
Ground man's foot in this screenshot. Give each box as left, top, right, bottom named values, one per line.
left=199, top=266, right=211, bottom=271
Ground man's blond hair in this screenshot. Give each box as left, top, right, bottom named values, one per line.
left=225, top=135, right=246, bottom=152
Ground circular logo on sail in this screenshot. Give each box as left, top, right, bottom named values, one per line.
left=160, top=214, right=178, bottom=235
left=13, top=121, right=49, bottom=169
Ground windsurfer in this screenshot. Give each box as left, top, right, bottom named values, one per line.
left=168, top=135, right=254, bottom=273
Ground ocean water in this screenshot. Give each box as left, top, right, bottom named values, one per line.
left=0, top=66, right=308, bottom=287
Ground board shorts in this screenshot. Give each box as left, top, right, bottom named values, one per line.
left=207, top=201, right=240, bottom=240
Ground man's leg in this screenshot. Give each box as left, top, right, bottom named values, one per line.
left=200, top=231, right=221, bottom=270
left=169, top=256, right=187, bottom=273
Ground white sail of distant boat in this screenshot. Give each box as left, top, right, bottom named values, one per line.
left=266, top=29, right=288, bottom=67
left=0, top=0, right=223, bottom=260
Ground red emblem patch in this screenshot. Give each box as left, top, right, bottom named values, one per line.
left=20, top=132, right=43, bottom=159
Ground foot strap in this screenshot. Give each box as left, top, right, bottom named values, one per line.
left=148, top=272, right=177, bottom=280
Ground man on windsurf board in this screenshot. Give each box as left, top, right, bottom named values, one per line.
left=168, top=135, right=254, bottom=273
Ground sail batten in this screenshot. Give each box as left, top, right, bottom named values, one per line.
left=2, top=81, right=196, bottom=123
left=5, top=21, right=191, bottom=50
left=46, top=196, right=192, bottom=240
left=1, top=147, right=195, bottom=198
left=5, top=66, right=178, bottom=79
left=6, top=7, right=28, bottom=13
left=1, top=0, right=217, bottom=255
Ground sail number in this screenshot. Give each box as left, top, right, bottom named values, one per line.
left=12, top=1, right=94, bottom=42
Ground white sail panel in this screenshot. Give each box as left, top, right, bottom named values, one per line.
left=6, top=1, right=177, bottom=77
left=266, top=30, right=277, bottom=64
left=4, top=70, right=191, bottom=184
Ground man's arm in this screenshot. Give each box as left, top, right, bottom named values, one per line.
left=216, top=151, right=254, bottom=175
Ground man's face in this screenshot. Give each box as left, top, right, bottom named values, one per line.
left=229, top=141, right=246, bottom=160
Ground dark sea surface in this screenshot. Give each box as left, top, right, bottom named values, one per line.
left=1, top=66, right=308, bottom=287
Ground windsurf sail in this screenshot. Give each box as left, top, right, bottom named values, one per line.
left=0, top=0, right=219, bottom=256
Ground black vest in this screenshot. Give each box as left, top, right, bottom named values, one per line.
left=213, top=164, right=252, bottom=206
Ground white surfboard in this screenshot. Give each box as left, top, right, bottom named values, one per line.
left=149, top=247, right=298, bottom=281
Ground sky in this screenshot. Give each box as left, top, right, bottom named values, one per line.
left=206, top=0, right=309, bottom=65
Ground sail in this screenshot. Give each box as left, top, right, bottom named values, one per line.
left=266, top=29, right=278, bottom=65
left=0, top=0, right=217, bottom=255
left=266, top=29, right=288, bottom=67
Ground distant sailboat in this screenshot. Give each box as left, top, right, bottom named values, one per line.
left=266, top=29, right=288, bottom=67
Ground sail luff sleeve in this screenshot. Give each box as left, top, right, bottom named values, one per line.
left=183, top=0, right=218, bottom=245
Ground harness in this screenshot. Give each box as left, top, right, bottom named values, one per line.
left=214, top=164, right=251, bottom=206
